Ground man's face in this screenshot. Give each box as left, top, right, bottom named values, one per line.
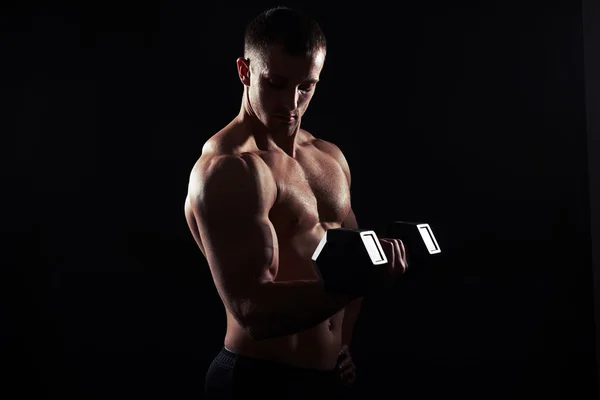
left=247, top=45, right=325, bottom=135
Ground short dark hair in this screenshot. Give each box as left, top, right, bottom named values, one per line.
left=244, top=6, right=326, bottom=65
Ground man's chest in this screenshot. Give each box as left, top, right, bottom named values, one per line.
left=264, top=148, right=351, bottom=235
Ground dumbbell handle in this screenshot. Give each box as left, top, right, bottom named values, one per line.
left=383, top=221, right=441, bottom=254
left=382, top=221, right=442, bottom=273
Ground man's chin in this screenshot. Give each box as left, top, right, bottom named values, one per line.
left=266, top=118, right=298, bottom=132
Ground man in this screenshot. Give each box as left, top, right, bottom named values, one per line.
left=184, top=6, right=408, bottom=399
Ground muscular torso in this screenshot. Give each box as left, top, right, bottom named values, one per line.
left=185, top=123, right=351, bottom=370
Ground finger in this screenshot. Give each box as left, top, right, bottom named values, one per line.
left=337, top=357, right=350, bottom=370
left=397, top=239, right=408, bottom=269
left=392, top=239, right=407, bottom=272
left=340, top=366, right=356, bottom=379
left=342, top=363, right=356, bottom=373
left=338, top=360, right=355, bottom=372
left=380, top=239, right=395, bottom=272
left=338, top=346, right=349, bottom=359
left=348, top=371, right=356, bottom=384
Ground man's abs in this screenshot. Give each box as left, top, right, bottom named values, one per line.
left=223, top=302, right=344, bottom=371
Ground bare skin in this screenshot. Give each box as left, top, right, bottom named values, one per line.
left=184, top=44, right=407, bottom=371
left=186, top=124, right=353, bottom=370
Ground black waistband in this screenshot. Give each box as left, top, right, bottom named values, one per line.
left=215, top=346, right=338, bottom=379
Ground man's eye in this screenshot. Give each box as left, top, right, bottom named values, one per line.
left=269, top=81, right=285, bottom=89
left=299, top=85, right=314, bottom=93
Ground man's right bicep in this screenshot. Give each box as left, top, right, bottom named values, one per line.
left=187, top=155, right=279, bottom=318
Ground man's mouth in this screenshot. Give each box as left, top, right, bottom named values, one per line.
left=274, top=114, right=297, bottom=122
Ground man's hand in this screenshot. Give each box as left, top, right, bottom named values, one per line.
left=336, top=345, right=356, bottom=386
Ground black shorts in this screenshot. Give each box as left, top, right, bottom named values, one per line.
left=204, top=346, right=348, bottom=400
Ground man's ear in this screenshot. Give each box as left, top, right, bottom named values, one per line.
left=236, top=57, right=251, bottom=87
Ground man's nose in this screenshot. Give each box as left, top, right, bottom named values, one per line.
left=281, top=88, right=299, bottom=111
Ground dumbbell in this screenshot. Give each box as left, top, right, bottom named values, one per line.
left=383, top=221, right=442, bottom=272
left=311, top=221, right=442, bottom=296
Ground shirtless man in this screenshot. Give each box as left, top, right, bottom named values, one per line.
left=184, top=7, right=408, bottom=399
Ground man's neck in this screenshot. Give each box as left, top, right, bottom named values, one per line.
left=237, top=102, right=299, bottom=158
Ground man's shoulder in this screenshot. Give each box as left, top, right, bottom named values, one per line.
left=187, top=149, right=275, bottom=212
left=190, top=123, right=249, bottom=167
left=189, top=127, right=271, bottom=189
left=200, top=125, right=242, bottom=157
left=301, top=129, right=352, bottom=185
left=191, top=146, right=265, bottom=182
left=303, top=130, right=349, bottom=170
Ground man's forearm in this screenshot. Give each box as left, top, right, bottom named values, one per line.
left=246, top=280, right=358, bottom=341
left=342, top=296, right=364, bottom=346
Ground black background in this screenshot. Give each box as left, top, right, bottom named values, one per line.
left=2, top=1, right=598, bottom=399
